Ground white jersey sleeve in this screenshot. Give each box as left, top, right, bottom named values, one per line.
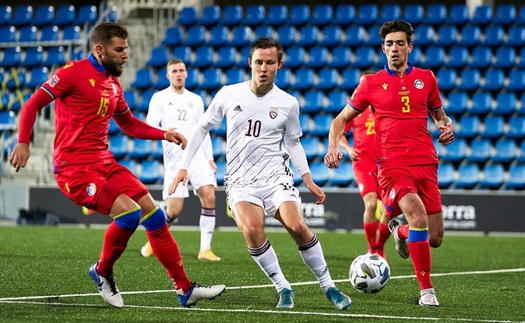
left=146, top=92, right=163, bottom=128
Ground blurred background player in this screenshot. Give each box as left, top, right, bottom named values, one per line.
left=325, top=20, right=454, bottom=307
left=140, top=58, right=220, bottom=261
left=338, top=70, right=391, bottom=259
left=9, top=22, right=225, bottom=308
left=170, top=37, right=351, bottom=310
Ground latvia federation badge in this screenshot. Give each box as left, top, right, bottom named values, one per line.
left=269, top=106, right=278, bottom=119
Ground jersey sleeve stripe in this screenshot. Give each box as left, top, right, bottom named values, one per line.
left=349, top=103, right=365, bottom=113
left=40, top=85, right=56, bottom=99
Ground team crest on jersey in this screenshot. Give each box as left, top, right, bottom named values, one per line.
left=86, top=183, right=97, bottom=196
left=111, top=83, right=118, bottom=95
left=188, top=102, right=194, bottom=109
left=269, top=106, right=278, bottom=119
left=47, top=75, right=60, bottom=87
left=389, top=188, right=396, bottom=199
left=414, top=79, right=424, bottom=89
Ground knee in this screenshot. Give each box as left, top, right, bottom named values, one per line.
left=429, top=232, right=443, bottom=248
left=114, top=207, right=141, bottom=230
left=141, top=206, right=167, bottom=231
left=166, top=206, right=181, bottom=219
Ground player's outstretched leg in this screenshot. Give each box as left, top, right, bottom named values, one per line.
left=177, top=282, right=226, bottom=307
left=89, top=262, right=124, bottom=308
left=388, top=219, right=410, bottom=259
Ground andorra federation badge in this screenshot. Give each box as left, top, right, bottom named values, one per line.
left=269, top=106, right=278, bottom=119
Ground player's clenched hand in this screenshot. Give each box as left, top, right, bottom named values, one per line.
left=164, top=130, right=187, bottom=149
left=437, top=123, right=454, bottom=146
left=9, top=143, right=30, bottom=173
left=168, top=169, right=188, bottom=195
left=324, top=148, right=343, bottom=169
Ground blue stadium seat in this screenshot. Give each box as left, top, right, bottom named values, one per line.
left=0, top=47, right=21, bottom=67
left=230, top=26, right=252, bottom=47
left=267, top=5, right=287, bottom=26
left=302, top=91, right=324, bottom=114
left=289, top=5, right=310, bottom=26
left=471, top=5, right=493, bottom=26
left=275, top=68, right=291, bottom=89
left=139, top=160, right=161, bottom=184
left=192, top=46, right=213, bottom=68
left=161, top=26, right=183, bottom=47
left=439, top=138, right=467, bottom=163
left=183, top=26, right=205, bottom=47
left=177, top=7, right=198, bottom=26
left=320, top=25, right=342, bottom=47
left=326, top=91, right=348, bottom=114
left=328, top=46, right=351, bottom=69
left=123, top=90, right=139, bottom=111
left=493, top=4, right=517, bottom=26
left=18, top=25, right=38, bottom=42
left=277, top=25, right=297, bottom=47
left=493, top=92, right=517, bottom=116
left=506, top=164, right=525, bottom=189
left=340, top=68, right=360, bottom=90
left=492, top=139, right=518, bottom=164
left=199, top=5, right=220, bottom=27
left=103, top=5, right=118, bottom=22
left=455, top=163, right=480, bottom=189
left=493, top=47, right=516, bottom=70
left=215, top=161, right=227, bottom=185
left=146, top=46, right=169, bottom=68
left=297, top=25, right=319, bottom=47
left=299, top=114, right=313, bottom=134
left=479, top=164, right=504, bottom=189
left=507, top=26, right=525, bottom=48
left=243, top=5, right=265, bottom=27
left=334, top=4, right=356, bottom=26
left=379, top=4, right=401, bottom=23
left=40, top=25, right=59, bottom=42
left=172, top=46, right=191, bottom=63
left=109, top=135, right=129, bottom=159
left=20, top=46, right=44, bottom=68
left=137, top=89, right=155, bottom=112
left=200, top=68, right=222, bottom=90
left=422, top=46, right=445, bottom=69
left=446, top=46, right=469, bottom=69
left=11, top=5, right=33, bottom=27
left=26, top=66, right=49, bottom=89
left=456, top=115, right=480, bottom=139
left=353, top=47, right=375, bottom=69
left=310, top=161, right=329, bottom=186
left=131, top=68, right=153, bottom=90
left=210, top=118, right=227, bottom=137
left=119, top=159, right=138, bottom=175
left=305, top=47, right=328, bottom=69
left=254, top=25, right=274, bottom=39
left=469, top=91, right=492, bottom=115
left=284, top=46, right=305, bottom=69
left=215, top=47, right=237, bottom=69
left=426, top=4, right=447, bottom=26
left=153, top=67, right=169, bottom=89
left=208, top=26, right=229, bottom=48
left=0, top=25, right=15, bottom=43
left=150, top=140, right=163, bottom=159
left=235, top=46, right=250, bottom=67
left=328, top=162, right=355, bottom=187
left=437, top=163, right=455, bottom=188
left=355, top=4, right=378, bottom=26
left=316, top=68, right=338, bottom=90
left=221, top=5, right=242, bottom=27
left=403, top=4, right=424, bottom=26
left=43, top=46, right=65, bottom=67
left=507, top=116, right=525, bottom=139
left=467, top=139, right=492, bottom=163
left=518, top=48, right=525, bottom=69
left=435, top=25, right=458, bottom=47
left=0, top=110, right=15, bottom=131
left=364, top=24, right=382, bottom=46
left=129, top=139, right=153, bottom=159
left=62, top=25, right=80, bottom=41
left=458, top=25, right=481, bottom=47
left=54, top=5, right=75, bottom=27
left=211, top=136, right=225, bottom=160
left=520, top=141, right=525, bottom=161
left=302, top=136, right=322, bottom=161
left=409, top=46, right=423, bottom=66
left=292, top=68, right=314, bottom=91
left=33, top=5, right=54, bottom=27
left=481, top=69, right=505, bottom=92
left=108, top=118, right=120, bottom=135
left=445, top=91, right=468, bottom=116
left=312, top=5, right=333, bottom=26
left=0, top=6, right=12, bottom=26
left=458, top=69, right=481, bottom=91
left=448, top=4, right=469, bottom=25
left=481, top=115, right=505, bottom=139
left=482, top=25, right=505, bottom=47
left=343, top=25, right=365, bottom=47
left=75, top=5, right=97, bottom=25
left=309, top=114, right=333, bottom=137
left=414, top=25, right=435, bottom=48
left=470, top=46, right=492, bottom=69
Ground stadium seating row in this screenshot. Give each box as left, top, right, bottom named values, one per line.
left=0, top=4, right=109, bottom=27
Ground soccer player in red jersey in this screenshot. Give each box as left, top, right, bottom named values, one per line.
left=338, top=71, right=391, bottom=259
left=9, top=22, right=225, bottom=308
left=325, top=20, right=454, bottom=307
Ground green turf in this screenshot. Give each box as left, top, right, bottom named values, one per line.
left=0, top=226, right=524, bottom=322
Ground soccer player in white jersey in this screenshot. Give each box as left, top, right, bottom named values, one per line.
left=140, top=58, right=221, bottom=261
left=169, top=37, right=352, bottom=310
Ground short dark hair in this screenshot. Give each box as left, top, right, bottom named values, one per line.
left=360, top=69, right=375, bottom=77
left=250, top=36, right=284, bottom=62
left=379, top=20, right=415, bottom=44
left=91, top=22, right=128, bottom=45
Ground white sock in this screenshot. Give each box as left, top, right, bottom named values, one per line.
left=249, top=240, right=291, bottom=292
left=299, top=235, right=335, bottom=293
left=199, top=208, right=215, bottom=252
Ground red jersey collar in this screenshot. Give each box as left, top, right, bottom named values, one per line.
left=384, top=63, right=413, bottom=76
left=88, top=53, right=106, bottom=74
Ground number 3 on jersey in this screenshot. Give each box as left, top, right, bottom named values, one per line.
left=401, top=96, right=410, bottom=113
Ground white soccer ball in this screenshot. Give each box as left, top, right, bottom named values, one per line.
left=349, top=253, right=390, bottom=294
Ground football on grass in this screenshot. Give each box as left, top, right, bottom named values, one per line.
left=349, top=253, right=390, bottom=294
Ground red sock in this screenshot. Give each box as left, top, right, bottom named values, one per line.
left=147, top=223, right=191, bottom=293
left=376, top=222, right=391, bottom=250
left=363, top=221, right=378, bottom=251
left=97, top=221, right=134, bottom=277
left=408, top=240, right=433, bottom=290
left=398, top=224, right=409, bottom=240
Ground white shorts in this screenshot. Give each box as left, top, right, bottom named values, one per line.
left=227, top=177, right=301, bottom=217
left=162, top=158, right=217, bottom=200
